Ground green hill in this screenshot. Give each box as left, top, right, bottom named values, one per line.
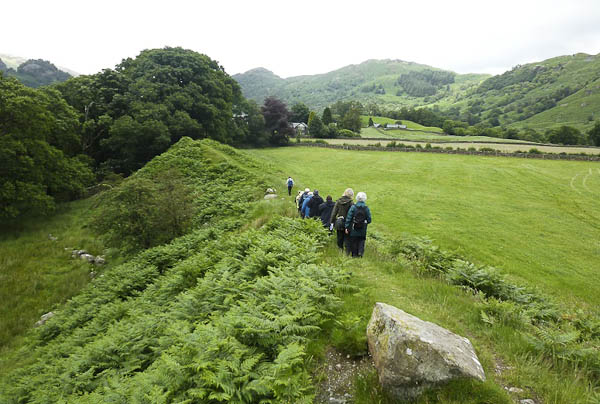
left=233, top=59, right=489, bottom=111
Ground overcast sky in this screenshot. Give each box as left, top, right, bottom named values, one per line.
left=3, top=0, right=600, bottom=78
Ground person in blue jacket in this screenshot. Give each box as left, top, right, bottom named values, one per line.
left=301, top=191, right=313, bottom=218
left=344, top=192, right=372, bottom=257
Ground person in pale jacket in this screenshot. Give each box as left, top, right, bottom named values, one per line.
left=344, top=191, right=372, bottom=257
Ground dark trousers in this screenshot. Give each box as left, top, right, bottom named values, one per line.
left=350, top=236, right=366, bottom=257
left=288, top=186, right=292, bottom=196
left=336, top=230, right=350, bottom=255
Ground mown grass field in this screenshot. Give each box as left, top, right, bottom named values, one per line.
left=359, top=127, right=534, bottom=144
left=252, top=147, right=600, bottom=308
left=319, top=137, right=600, bottom=155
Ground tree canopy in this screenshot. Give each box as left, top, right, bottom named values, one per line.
left=0, top=74, right=93, bottom=220
left=261, top=96, right=293, bottom=145
left=56, top=47, right=248, bottom=174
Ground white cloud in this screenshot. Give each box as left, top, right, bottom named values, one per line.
left=2, top=0, right=599, bottom=77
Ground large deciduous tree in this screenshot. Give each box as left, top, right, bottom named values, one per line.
left=261, top=96, right=293, bottom=145
left=56, top=47, right=246, bottom=174
left=588, top=121, right=600, bottom=146
left=0, top=74, right=93, bottom=220
left=290, top=102, right=310, bottom=123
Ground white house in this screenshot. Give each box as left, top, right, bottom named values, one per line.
left=291, top=122, right=308, bottom=135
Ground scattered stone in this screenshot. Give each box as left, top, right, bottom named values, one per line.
left=93, top=256, right=106, bottom=266
left=90, top=271, right=96, bottom=279
left=265, top=187, right=276, bottom=194
left=48, top=234, right=58, bottom=241
left=80, top=253, right=95, bottom=263
left=367, top=302, right=485, bottom=401
left=335, top=364, right=342, bottom=370
left=520, top=400, right=536, bottom=404
left=264, top=194, right=278, bottom=200
left=34, top=312, right=55, bottom=327
left=508, top=387, right=524, bottom=394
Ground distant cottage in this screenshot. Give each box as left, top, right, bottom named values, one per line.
left=291, top=122, right=308, bottom=135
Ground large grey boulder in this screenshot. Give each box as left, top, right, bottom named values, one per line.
left=367, top=303, right=485, bottom=400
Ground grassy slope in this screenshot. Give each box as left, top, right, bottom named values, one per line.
left=360, top=115, right=444, bottom=132
left=251, top=147, right=600, bottom=308
left=443, top=53, right=600, bottom=132
left=0, top=199, right=110, bottom=353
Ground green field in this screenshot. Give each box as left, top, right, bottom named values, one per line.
left=359, top=127, right=539, bottom=144
left=320, top=137, right=600, bottom=154
left=252, top=147, right=600, bottom=308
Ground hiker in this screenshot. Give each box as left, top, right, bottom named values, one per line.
left=330, top=188, right=354, bottom=254
left=298, top=188, right=310, bottom=217
left=286, top=176, right=294, bottom=196
left=307, top=190, right=324, bottom=219
left=345, top=192, right=372, bottom=258
left=295, top=190, right=304, bottom=211
left=301, top=191, right=313, bottom=218
left=319, top=195, right=335, bottom=231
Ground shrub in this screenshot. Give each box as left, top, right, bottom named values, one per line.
left=338, top=129, right=360, bottom=138
left=528, top=148, right=542, bottom=154
left=91, top=169, right=196, bottom=251
left=479, top=147, right=495, bottom=152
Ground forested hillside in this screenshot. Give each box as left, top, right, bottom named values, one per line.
left=233, top=59, right=489, bottom=111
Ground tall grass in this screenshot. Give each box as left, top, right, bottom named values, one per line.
left=0, top=198, right=109, bottom=365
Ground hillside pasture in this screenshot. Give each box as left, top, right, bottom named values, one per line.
left=360, top=115, right=444, bottom=132
left=251, top=147, right=600, bottom=308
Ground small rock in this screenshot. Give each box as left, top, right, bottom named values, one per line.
left=264, top=194, right=278, bottom=200
left=34, top=311, right=55, bottom=327
left=80, top=254, right=95, bottom=263
left=93, top=256, right=106, bottom=266
left=48, top=234, right=58, bottom=241
left=520, top=400, right=536, bottom=404
left=335, top=364, right=342, bottom=370
left=509, top=387, right=524, bottom=393
left=90, top=271, right=96, bottom=279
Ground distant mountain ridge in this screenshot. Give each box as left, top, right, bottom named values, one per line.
left=233, top=59, right=490, bottom=111
left=0, top=53, right=77, bottom=87
left=234, top=53, right=600, bottom=131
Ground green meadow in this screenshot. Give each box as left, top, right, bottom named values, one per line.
left=252, top=147, right=600, bottom=308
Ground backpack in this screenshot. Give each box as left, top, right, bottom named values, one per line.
left=352, top=206, right=367, bottom=230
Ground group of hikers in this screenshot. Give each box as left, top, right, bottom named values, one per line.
left=286, top=177, right=372, bottom=258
